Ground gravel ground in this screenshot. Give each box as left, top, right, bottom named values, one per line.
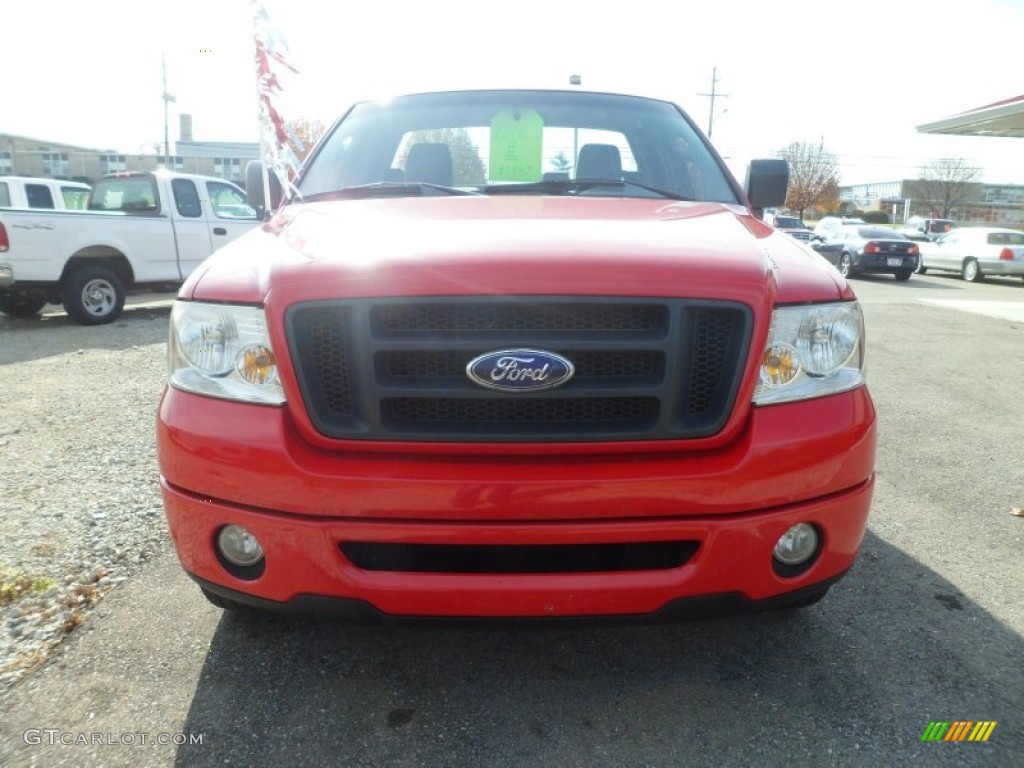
left=0, top=305, right=172, bottom=689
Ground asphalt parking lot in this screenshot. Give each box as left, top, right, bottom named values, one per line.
left=0, top=273, right=1022, bottom=768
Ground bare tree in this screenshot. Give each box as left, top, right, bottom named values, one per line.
left=777, top=140, right=840, bottom=219
left=917, top=158, right=981, bottom=218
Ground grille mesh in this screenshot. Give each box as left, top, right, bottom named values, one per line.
left=373, top=303, right=665, bottom=334
left=294, top=309, right=352, bottom=413
left=383, top=396, right=658, bottom=426
left=689, top=309, right=744, bottom=413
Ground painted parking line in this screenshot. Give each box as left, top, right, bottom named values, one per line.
left=918, top=299, right=1024, bottom=323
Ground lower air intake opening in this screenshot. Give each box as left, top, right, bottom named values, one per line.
left=340, top=541, right=699, bottom=574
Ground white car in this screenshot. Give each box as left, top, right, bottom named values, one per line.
left=812, top=216, right=865, bottom=242
left=917, top=227, right=1024, bottom=282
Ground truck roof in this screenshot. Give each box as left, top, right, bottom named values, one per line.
left=0, top=175, right=91, bottom=189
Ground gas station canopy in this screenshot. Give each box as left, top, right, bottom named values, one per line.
left=917, top=95, right=1024, bottom=138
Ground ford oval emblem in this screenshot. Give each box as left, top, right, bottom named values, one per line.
left=466, top=349, right=575, bottom=392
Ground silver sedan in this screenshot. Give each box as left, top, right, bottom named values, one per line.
left=917, top=227, right=1024, bottom=282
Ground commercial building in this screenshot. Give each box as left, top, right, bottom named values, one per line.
left=839, top=179, right=1024, bottom=227
left=0, top=115, right=257, bottom=185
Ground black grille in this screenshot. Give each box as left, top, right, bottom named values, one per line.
left=286, top=298, right=751, bottom=442
left=340, top=540, right=700, bottom=573
left=373, top=303, right=665, bottom=335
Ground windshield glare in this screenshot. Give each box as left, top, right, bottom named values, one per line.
left=298, top=90, right=738, bottom=203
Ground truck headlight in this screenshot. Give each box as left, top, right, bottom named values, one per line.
left=753, top=302, right=865, bottom=405
left=168, top=301, right=285, bottom=404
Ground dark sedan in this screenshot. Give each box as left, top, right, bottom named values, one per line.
left=818, top=226, right=920, bottom=281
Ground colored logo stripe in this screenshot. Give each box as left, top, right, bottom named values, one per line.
left=945, top=722, right=972, bottom=741
left=969, top=722, right=997, bottom=742
left=921, top=721, right=996, bottom=742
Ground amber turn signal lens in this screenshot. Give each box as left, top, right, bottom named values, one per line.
left=760, top=343, right=800, bottom=387
left=235, top=344, right=277, bottom=386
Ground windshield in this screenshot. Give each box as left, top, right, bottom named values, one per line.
left=775, top=216, right=804, bottom=229
left=298, top=90, right=739, bottom=203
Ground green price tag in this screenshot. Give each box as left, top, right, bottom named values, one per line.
left=489, top=109, right=543, bottom=182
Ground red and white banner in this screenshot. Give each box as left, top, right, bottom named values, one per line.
left=251, top=0, right=302, bottom=202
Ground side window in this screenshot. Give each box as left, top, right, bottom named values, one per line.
left=61, top=187, right=90, bottom=211
left=206, top=181, right=257, bottom=220
left=171, top=179, right=203, bottom=218
left=0, top=182, right=9, bottom=207
left=26, top=184, right=56, bottom=209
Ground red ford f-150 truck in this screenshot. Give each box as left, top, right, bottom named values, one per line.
left=157, top=89, right=876, bottom=619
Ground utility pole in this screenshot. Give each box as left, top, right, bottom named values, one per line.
left=161, top=54, right=176, bottom=167
left=698, top=67, right=728, bottom=139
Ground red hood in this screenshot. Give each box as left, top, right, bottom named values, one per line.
left=183, top=196, right=850, bottom=307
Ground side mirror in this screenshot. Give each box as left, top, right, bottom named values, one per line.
left=744, top=159, right=789, bottom=209
left=245, top=160, right=283, bottom=218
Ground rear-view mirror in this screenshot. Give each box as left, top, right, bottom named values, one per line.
left=245, top=161, right=283, bottom=219
left=745, top=159, right=789, bottom=210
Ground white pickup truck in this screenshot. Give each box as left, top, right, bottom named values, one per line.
left=0, top=176, right=91, bottom=211
left=0, top=170, right=259, bottom=324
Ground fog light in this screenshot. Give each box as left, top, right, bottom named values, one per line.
left=217, top=525, right=264, bottom=567
left=773, top=523, right=819, bottom=566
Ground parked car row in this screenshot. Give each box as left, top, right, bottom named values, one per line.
left=803, top=216, right=1024, bottom=284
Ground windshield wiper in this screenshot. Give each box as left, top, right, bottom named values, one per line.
left=302, top=182, right=479, bottom=202
left=481, top=179, right=693, bottom=201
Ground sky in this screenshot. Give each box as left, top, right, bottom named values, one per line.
left=3, top=0, right=1024, bottom=187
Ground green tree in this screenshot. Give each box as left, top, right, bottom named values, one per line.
left=550, top=151, right=571, bottom=172
left=917, top=158, right=981, bottom=219
left=777, top=140, right=840, bottom=220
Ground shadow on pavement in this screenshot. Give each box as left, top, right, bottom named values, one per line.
left=176, top=532, right=1022, bottom=767
left=0, top=303, right=171, bottom=365
left=851, top=274, right=961, bottom=290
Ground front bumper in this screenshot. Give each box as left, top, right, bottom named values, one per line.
left=158, top=387, right=876, bottom=618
